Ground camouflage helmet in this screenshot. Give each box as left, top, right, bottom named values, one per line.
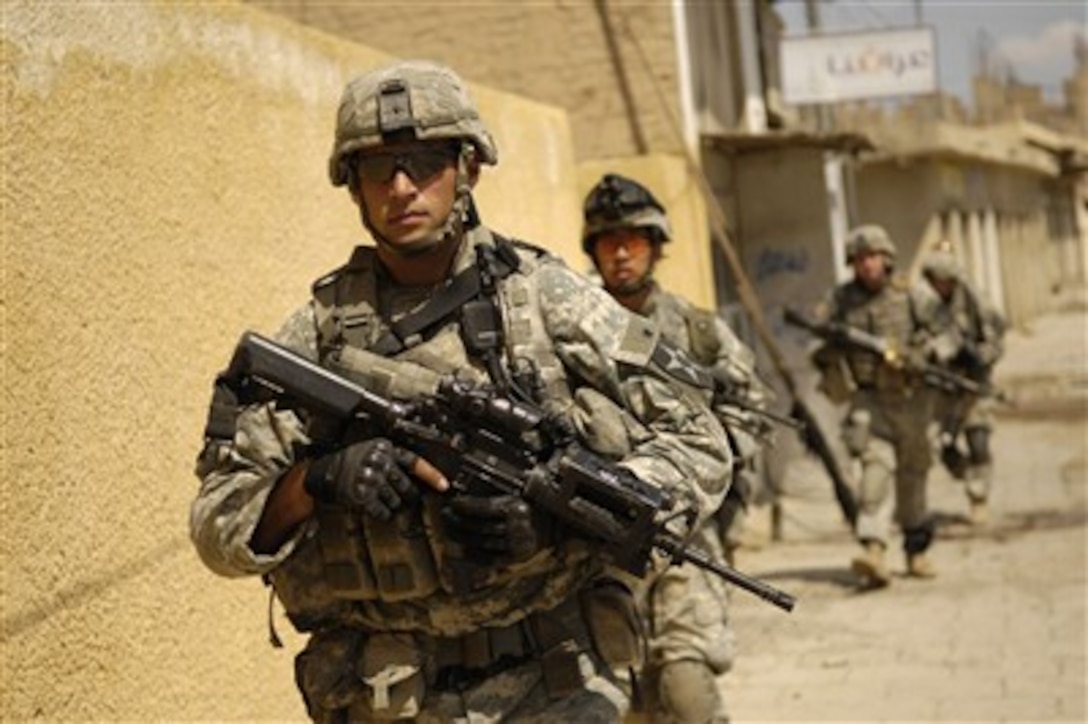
left=582, top=173, right=672, bottom=254
left=329, top=59, right=498, bottom=187
left=922, top=250, right=962, bottom=282
left=844, top=224, right=896, bottom=265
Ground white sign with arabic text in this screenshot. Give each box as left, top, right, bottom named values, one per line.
left=780, top=27, right=937, bottom=104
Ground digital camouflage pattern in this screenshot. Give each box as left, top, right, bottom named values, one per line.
left=328, top=59, right=498, bottom=187
left=191, top=226, right=733, bottom=721
left=636, top=283, right=772, bottom=531
left=629, top=283, right=770, bottom=723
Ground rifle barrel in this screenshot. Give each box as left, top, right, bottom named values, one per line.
left=656, top=535, right=796, bottom=612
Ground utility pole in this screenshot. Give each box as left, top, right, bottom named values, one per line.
left=803, top=0, right=830, bottom=134
left=803, top=0, right=850, bottom=277
left=804, top=0, right=820, bottom=34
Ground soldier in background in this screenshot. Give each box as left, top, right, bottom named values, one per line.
left=582, top=173, right=772, bottom=724
left=918, top=250, right=1006, bottom=525
left=190, top=61, right=733, bottom=722
left=811, top=225, right=936, bottom=589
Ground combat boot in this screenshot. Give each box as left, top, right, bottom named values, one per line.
left=851, top=541, right=890, bottom=589
left=906, top=552, right=937, bottom=578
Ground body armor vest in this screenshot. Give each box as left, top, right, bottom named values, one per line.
left=833, top=280, right=916, bottom=391
left=291, top=232, right=578, bottom=616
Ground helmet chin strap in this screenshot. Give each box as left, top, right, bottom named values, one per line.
left=360, top=144, right=475, bottom=258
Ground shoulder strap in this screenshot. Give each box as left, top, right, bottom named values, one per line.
left=369, top=237, right=521, bottom=356
left=311, top=246, right=381, bottom=361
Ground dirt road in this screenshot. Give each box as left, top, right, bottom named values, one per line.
left=723, top=309, right=1087, bottom=722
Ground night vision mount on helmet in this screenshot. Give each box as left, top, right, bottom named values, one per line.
left=582, top=173, right=672, bottom=253
left=329, top=60, right=498, bottom=188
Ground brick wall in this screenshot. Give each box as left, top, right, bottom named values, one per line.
left=246, top=0, right=687, bottom=161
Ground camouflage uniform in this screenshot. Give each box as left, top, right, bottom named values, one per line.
left=639, top=285, right=772, bottom=556
left=191, top=61, right=732, bottom=723
left=813, top=226, right=936, bottom=585
left=917, top=252, right=1006, bottom=521
left=581, top=174, right=769, bottom=723
left=637, top=284, right=772, bottom=723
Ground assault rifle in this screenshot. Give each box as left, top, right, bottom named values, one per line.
left=782, top=308, right=1012, bottom=404
left=712, top=379, right=803, bottom=433
left=224, top=332, right=796, bottom=613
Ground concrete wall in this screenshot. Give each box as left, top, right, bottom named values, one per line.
left=244, top=0, right=686, bottom=162
left=1, top=1, right=585, bottom=719
left=577, top=154, right=714, bottom=310
left=719, top=147, right=839, bottom=327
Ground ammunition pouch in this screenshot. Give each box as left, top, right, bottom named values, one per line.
left=816, top=354, right=856, bottom=404
left=295, top=589, right=626, bottom=718
left=315, top=503, right=440, bottom=602
left=358, top=634, right=425, bottom=720
left=295, top=630, right=425, bottom=722
left=294, top=628, right=368, bottom=719
left=429, top=581, right=637, bottom=699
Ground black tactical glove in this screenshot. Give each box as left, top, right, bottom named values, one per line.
left=304, top=438, right=418, bottom=520
left=442, top=494, right=547, bottom=565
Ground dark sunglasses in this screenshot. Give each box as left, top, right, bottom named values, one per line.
left=355, top=146, right=458, bottom=185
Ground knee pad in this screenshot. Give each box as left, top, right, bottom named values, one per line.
left=939, top=442, right=968, bottom=479
left=657, top=659, right=722, bottom=724
left=965, top=426, right=992, bottom=465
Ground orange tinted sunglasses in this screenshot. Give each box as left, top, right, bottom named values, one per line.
left=595, top=232, right=653, bottom=256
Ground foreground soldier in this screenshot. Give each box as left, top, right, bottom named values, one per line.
left=582, top=173, right=771, bottom=723
left=918, top=250, right=1006, bottom=525
left=811, top=225, right=936, bottom=589
left=190, top=61, right=732, bottom=722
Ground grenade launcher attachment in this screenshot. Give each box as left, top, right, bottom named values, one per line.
left=223, top=332, right=796, bottom=613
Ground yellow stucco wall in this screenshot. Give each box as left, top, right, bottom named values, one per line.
left=577, top=155, right=715, bottom=310
left=1, top=1, right=583, bottom=719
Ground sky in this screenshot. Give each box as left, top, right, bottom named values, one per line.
left=775, top=0, right=1087, bottom=102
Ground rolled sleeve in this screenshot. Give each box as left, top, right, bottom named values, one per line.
left=191, top=403, right=311, bottom=577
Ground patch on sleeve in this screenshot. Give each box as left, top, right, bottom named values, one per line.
left=651, top=340, right=715, bottom=390
left=612, top=315, right=659, bottom=367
